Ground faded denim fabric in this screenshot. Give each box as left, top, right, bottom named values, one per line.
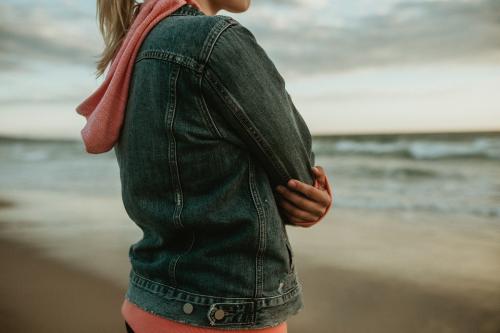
left=113, top=3, right=316, bottom=330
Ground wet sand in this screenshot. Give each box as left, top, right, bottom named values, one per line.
left=1, top=195, right=500, bottom=333
left=0, top=237, right=126, bottom=333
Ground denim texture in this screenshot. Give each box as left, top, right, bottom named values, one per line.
left=114, top=3, right=316, bottom=330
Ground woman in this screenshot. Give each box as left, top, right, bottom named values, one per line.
left=76, top=0, right=332, bottom=332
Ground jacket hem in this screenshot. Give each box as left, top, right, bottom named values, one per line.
left=124, top=269, right=305, bottom=330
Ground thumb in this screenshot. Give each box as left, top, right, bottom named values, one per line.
left=312, top=166, right=327, bottom=190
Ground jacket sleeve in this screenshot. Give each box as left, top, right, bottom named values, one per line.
left=202, top=19, right=316, bottom=189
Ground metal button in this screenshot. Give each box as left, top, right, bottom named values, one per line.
left=183, top=302, right=194, bottom=314
left=214, top=308, right=225, bottom=320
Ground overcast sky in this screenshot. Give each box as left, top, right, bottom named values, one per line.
left=0, top=0, right=499, bottom=138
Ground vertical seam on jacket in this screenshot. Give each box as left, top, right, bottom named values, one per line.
left=196, top=71, right=224, bottom=138
left=248, top=156, right=266, bottom=298
left=165, top=64, right=184, bottom=286
left=170, top=230, right=196, bottom=288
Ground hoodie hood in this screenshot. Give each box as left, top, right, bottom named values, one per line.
left=75, top=0, right=201, bottom=154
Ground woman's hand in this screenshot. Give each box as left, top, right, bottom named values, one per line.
left=274, top=166, right=333, bottom=227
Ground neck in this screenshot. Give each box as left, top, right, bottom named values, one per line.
left=192, top=0, right=220, bottom=16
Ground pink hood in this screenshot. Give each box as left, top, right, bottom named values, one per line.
left=75, top=0, right=201, bottom=154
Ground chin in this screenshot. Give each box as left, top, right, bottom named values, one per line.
left=226, top=0, right=251, bottom=13
left=241, top=0, right=251, bottom=11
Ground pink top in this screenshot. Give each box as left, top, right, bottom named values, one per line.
left=122, top=300, right=288, bottom=333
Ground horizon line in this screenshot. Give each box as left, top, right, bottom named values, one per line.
left=0, top=129, right=499, bottom=143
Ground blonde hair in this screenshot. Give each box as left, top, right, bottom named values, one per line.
left=95, top=0, right=142, bottom=78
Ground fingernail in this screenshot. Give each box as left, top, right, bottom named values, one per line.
left=288, top=180, right=296, bottom=187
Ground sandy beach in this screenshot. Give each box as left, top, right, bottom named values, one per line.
left=0, top=236, right=126, bottom=333
left=1, top=193, right=500, bottom=333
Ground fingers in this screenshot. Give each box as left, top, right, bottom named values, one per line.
left=274, top=165, right=333, bottom=226
left=312, top=166, right=325, bottom=177
left=277, top=196, right=320, bottom=222
left=276, top=185, right=325, bottom=217
left=286, top=178, right=330, bottom=207
left=285, top=214, right=317, bottom=227
left=311, top=166, right=327, bottom=189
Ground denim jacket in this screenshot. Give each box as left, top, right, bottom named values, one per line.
left=114, top=3, right=316, bottom=330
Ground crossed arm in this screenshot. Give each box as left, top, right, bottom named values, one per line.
left=275, top=165, right=333, bottom=228
left=205, top=20, right=333, bottom=227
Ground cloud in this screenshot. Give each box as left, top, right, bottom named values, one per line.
left=247, top=0, right=500, bottom=76
left=0, top=3, right=101, bottom=71
left=1, top=0, right=499, bottom=77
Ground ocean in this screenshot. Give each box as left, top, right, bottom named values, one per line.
left=1, top=132, right=499, bottom=220
left=1, top=131, right=500, bottom=333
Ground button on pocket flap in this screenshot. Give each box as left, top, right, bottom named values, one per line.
left=206, top=301, right=255, bottom=326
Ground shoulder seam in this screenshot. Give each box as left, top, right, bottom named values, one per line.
left=199, top=16, right=238, bottom=71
